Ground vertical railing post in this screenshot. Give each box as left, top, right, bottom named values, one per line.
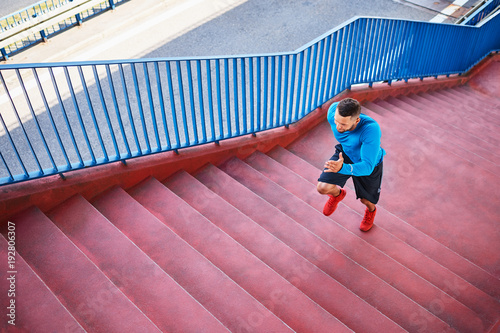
left=40, top=29, right=48, bottom=42
left=1, top=48, right=8, bottom=61
left=75, top=13, right=83, bottom=25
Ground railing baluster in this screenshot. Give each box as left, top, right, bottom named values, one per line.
left=78, top=65, right=108, bottom=162
left=106, top=64, right=132, bottom=157
left=0, top=151, right=14, bottom=182
left=205, top=60, right=216, bottom=142
left=248, top=57, right=255, bottom=133
left=195, top=60, right=207, bottom=143
left=240, top=58, right=247, bottom=134
left=33, top=67, right=71, bottom=169
left=281, top=55, right=289, bottom=127
left=262, top=57, right=268, bottom=130
left=119, top=64, right=142, bottom=154
left=154, top=62, right=172, bottom=150
left=92, top=65, right=120, bottom=160
left=165, top=61, right=182, bottom=148
left=232, top=58, right=240, bottom=136
left=175, top=61, right=190, bottom=145
left=256, top=57, right=261, bottom=131
left=0, top=113, right=29, bottom=178
left=185, top=60, right=199, bottom=144
left=300, top=46, right=312, bottom=118
left=270, top=56, right=277, bottom=127
left=223, top=58, right=231, bottom=137
left=130, top=63, right=151, bottom=153
left=15, top=69, right=57, bottom=172
left=312, top=38, right=325, bottom=110
left=215, top=59, right=224, bottom=140
left=64, top=66, right=96, bottom=165
left=293, top=51, right=305, bottom=122
left=48, top=67, right=84, bottom=166
left=143, top=62, right=161, bottom=151
left=319, top=34, right=333, bottom=105
left=287, top=53, right=297, bottom=124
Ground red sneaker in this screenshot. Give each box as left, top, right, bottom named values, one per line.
left=323, top=189, right=346, bottom=216
left=360, top=207, right=376, bottom=231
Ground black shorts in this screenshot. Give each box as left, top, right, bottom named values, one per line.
left=318, top=144, right=383, bottom=204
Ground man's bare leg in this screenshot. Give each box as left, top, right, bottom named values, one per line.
left=360, top=198, right=376, bottom=212
left=317, top=181, right=341, bottom=197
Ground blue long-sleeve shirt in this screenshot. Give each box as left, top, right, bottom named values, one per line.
left=327, top=102, right=385, bottom=176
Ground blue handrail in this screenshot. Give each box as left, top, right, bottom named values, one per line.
left=460, top=0, right=500, bottom=26
left=0, top=13, right=499, bottom=185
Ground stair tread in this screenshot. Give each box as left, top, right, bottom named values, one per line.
left=268, top=145, right=500, bottom=300
left=288, top=104, right=500, bottom=280
left=368, top=99, right=500, bottom=173
left=246, top=150, right=500, bottom=327
left=49, top=193, right=228, bottom=333
left=0, top=236, right=85, bottom=332
left=411, top=92, right=500, bottom=143
left=377, top=97, right=500, bottom=165
left=94, top=183, right=291, bottom=332
left=9, top=206, right=161, bottom=333
left=131, top=176, right=348, bottom=333
left=428, top=90, right=500, bottom=128
left=165, top=170, right=403, bottom=333
left=196, top=162, right=459, bottom=332
left=399, top=94, right=500, bottom=152
left=221, top=156, right=490, bottom=332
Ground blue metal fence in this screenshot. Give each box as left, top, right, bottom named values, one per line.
left=460, top=0, right=500, bottom=26
left=0, top=0, right=126, bottom=60
left=1, top=13, right=499, bottom=185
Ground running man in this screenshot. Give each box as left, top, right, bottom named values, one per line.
left=317, top=98, right=385, bottom=231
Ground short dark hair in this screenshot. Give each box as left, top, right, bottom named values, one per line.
left=337, top=98, right=361, bottom=118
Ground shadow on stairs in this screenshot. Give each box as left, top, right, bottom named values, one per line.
left=2, top=58, right=500, bottom=332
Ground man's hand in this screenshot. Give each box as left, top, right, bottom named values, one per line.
left=324, top=152, right=344, bottom=173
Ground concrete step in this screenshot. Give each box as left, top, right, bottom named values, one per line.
left=0, top=235, right=85, bottom=332
left=366, top=99, right=500, bottom=174
left=287, top=101, right=500, bottom=280
left=410, top=92, right=500, bottom=144
left=224, top=154, right=491, bottom=332
left=245, top=150, right=500, bottom=330
left=204, top=159, right=459, bottom=332
left=50, top=193, right=228, bottom=332
left=93, top=184, right=287, bottom=332
left=165, top=169, right=401, bottom=332
left=397, top=94, right=500, bottom=153
left=130, top=176, right=347, bottom=332
left=8, top=206, right=161, bottom=332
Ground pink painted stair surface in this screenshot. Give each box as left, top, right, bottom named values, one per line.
left=0, top=236, right=85, bottom=333
left=48, top=194, right=228, bottom=333
left=1, top=56, right=499, bottom=332
left=92, top=185, right=289, bottom=332
left=129, top=177, right=350, bottom=333
left=7, top=206, right=161, bottom=332
left=286, top=95, right=500, bottom=279
left=165, top=170, right=404, bottom=333
left=218, top=156, right=489, bottom=332
left=195, top=163, right=456, bottom=332
left=243, top=150, right=500, bottom=330
left=268, top=145, right=500, bottom=301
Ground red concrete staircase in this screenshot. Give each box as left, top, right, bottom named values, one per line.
left=2, top=61, right=500, bottom=332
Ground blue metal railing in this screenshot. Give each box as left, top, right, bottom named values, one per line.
left=0, top=0, right=126, bottom=60
left=460, top=0, right=500, bottom=25
left=0, top=13, right=499, bottom=185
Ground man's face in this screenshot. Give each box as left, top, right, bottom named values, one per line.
left=334, top=108, right=360, bottom=133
